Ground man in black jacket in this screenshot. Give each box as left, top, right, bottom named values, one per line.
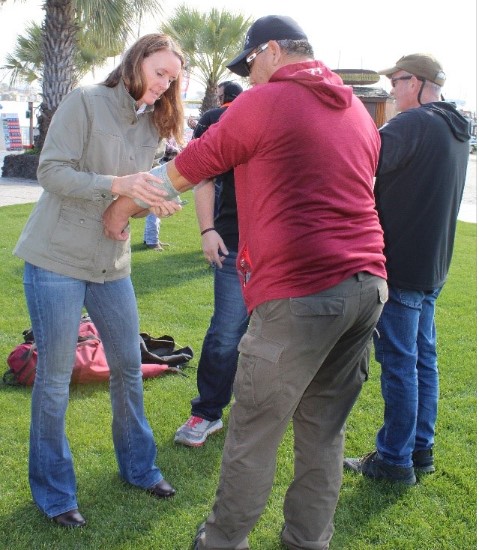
left=345, top=54, right=470, bottom=484
left=174, top=81, right=249, bottom=447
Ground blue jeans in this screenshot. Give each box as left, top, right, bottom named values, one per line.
left=191, top=252, right=249, bottom=421
left=23, top=263, right=163, bottom=518
left=374, top=285, right=441, bottom=468
left=143, top=213, right=160, bottom=245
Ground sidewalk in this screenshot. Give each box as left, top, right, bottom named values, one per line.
left=0, top=176, right=42, bottom=206
left=0, top=150, right=43, bottom=206
left=459, top=154, right=477, bottom=223
left=0, top=151, right=476, bottom=222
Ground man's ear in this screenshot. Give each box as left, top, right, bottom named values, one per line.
left=268, top=40, right=282, bottom=66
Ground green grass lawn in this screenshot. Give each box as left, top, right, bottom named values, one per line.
left=0, top=195, right=476, bottom=549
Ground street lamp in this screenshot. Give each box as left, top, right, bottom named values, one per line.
left=27, top=92, right=37, bottom=148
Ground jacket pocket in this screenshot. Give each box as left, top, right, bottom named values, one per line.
left=49, top=206, right=101, bottom=268
left=234, top=332, right=284, bottom=408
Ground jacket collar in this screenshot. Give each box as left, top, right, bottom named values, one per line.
left=115, top=80, right=154, bottom=124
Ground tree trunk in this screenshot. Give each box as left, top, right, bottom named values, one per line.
left=200, top=79, right=219, bottom=115
left=37, top=0, right=77, bottom=151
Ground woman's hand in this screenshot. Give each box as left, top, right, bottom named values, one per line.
left=111, top=172, right=172, bottom=207
left=103, top=197, right=183, bottom=240
left=103, top=200, right=131, bottom=241
left=149, top=200, right=183, bottom=219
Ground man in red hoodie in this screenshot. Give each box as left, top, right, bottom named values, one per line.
left=104, top=15, right=387, bottom=550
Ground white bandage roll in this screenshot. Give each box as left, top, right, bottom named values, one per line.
left=134, top=163, right=181, bottom=208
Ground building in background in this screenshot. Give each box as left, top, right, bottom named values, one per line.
left=0, top=83, right=40, bottom=150
left=333, top=69, right=394, bottom=128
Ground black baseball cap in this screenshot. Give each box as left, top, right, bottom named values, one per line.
left=226, top=15, right=308, bottom=77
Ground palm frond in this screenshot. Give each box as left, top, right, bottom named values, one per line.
left=161, top=4, right=252, bottom=110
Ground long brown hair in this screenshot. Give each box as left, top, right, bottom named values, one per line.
left=103, top=34, right=185, bottom=144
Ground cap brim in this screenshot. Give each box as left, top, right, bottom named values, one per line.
left=226, top=47, right=255, bottom=78
left=377, top=65, right=400, bottom=78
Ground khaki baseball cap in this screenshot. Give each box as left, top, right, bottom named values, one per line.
left=378, top=53, right=446, bottom=86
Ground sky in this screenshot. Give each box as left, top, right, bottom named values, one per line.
left=0, top=0, right=477, bottom=111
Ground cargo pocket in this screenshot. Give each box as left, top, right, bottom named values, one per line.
left=235, top=332, right=284, bottom=408
left=289, top=295, right=345, bottom=317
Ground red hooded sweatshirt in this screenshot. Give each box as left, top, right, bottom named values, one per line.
left=175, top=61, right=386, bottom=313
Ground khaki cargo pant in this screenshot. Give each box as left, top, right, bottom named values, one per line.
left=197, top=272, right=387, bottom=549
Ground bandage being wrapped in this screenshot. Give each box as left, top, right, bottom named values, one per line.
left=134, top=163, right=181, bottom=209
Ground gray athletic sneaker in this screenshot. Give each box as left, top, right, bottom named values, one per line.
left=344, top=450, right=416, bottom=485
left=174, top=415, right=223, bottom=447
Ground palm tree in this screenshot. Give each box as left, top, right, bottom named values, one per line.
left=39, top=0, right=164, bottom=150
left=2, top=0, right=162, bottom=150
left=3, top=20, right=124, bottom=88
left=161, top=5, right=252, bottom=114
left=2, top=23, right=43, bottom=85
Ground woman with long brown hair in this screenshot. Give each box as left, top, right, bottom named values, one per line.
left=14, top=34, right=185, bottom=528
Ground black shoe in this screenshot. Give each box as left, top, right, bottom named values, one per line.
left=52, top=509, right=86, bottom=528
left=413, top=448, right=435, bottom=473
left=147, top=479, right=176, bottom=499
left=192, top=522, right=206, bottom=550
left=344, top=450, right=416, bottom=485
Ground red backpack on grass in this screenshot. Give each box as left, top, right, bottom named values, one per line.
left=4, top=317, right=193, bottom=386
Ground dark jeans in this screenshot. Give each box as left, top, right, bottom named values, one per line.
left=191, top=251, right=249, bottom=421
left=374, top=285, right=442, bottom=467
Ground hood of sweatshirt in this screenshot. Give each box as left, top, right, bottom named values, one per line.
left=423, top=101, right=471, bottom=142
left=269, top=60, right=352, bottom=110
